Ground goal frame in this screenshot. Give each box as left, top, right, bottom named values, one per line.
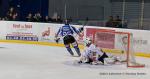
left=84, top=27, right=145, bottom=68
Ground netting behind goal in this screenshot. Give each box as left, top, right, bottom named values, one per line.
left=84, top=27, right=145, bottom=68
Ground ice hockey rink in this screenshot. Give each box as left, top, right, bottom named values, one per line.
left=0, top=42, right=150, bottom=79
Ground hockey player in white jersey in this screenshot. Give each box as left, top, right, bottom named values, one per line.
left=78, top=38, right=125, bottom=65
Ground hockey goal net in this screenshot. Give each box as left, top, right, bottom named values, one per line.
left=84, top=27, right=145, bottom=68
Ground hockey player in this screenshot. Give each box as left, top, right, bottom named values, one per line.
left=55, top=19, right=81, bottom=56
left=78, top=38, right=108, bottom=65
left=78, top=38, right=124, bottom=65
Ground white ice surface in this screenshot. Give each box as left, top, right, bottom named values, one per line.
left=0, top=42, right=149, bottom=79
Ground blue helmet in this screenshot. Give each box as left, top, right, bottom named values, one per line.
left=64, top=19, right=70, bottom=25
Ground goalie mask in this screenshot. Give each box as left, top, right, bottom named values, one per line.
left=84, top=38, right=92, bottom=46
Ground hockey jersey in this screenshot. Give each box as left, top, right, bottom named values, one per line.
left=82, top=44, right=104, bottom=58
left=56, top=25, right=79, bottom=37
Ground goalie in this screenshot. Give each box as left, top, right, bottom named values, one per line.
left=78, top=38, right=126, bottom=65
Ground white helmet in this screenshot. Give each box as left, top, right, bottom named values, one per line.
left=84, top=38, right=92, bottom=45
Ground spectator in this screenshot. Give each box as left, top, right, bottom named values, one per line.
left=57, top=15, right=63, bottom=23
left=51, top=12, right=58, bottom=22
left=5, top=17, right=8, bottom=20
left=115, top=16, right=122, bottom=22
left=51, top=15, right=63, bottom=23
left=12, top=14, right=17, bottom=21
left=0, top=17, right=7, bottom=21
left=51, top=16, right=58, bottom=23
left=114, top=16, right=122, bottom=28
left=7, top=7, right=18, bottom=20
left=105, top=16, right=114, bottom=27
left=33, top=12, right=42, bottom=22
left=43, top=16, right=50, bottom=22
left=122, top=20, right=128, bottom=28
left=26, top=13, right=33, bottom=22
left=7, top=13, right=13, bottom=20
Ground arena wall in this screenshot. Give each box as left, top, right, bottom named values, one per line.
left=0, top=21, right=149, bottom=58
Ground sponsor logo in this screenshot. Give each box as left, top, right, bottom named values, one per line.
left=42, top=27, right=50, bottom=37
left=6, top=32, right=38, bottom=41
left=41, top=27, right=52, bottom=41
left=6, top=36, right=38, bottom=41
left=133, top=39, right=148, bottom=45
left=13, top=24, right=32, bottom=29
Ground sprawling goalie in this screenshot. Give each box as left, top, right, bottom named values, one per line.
left=78, top=38, right=125, bottom=65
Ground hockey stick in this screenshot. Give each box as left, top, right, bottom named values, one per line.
left=79, top=20, right=88, bottom=32
left=82, top=20, right=88, bottom=29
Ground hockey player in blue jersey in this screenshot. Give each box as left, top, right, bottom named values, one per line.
left=55, top=20, right=81, bottom=57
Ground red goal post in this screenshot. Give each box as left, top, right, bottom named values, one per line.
left=84, top=27, right=145, bottom=68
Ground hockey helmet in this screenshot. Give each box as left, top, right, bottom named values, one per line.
left=84, top=38, right=92, bottom=45
left=64, top=19, right=70, bottom=25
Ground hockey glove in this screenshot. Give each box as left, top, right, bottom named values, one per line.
left=55, top=38, right=60, bottom=43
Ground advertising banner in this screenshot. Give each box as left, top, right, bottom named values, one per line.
left=6, top=21, right=38, bottom=41
left=0, top=21, right=150, bottom=54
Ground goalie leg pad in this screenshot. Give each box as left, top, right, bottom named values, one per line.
left=85, top=58, right=93, bottom=64
left=104, top=58, right=117, bottom=64
left=98, top=52, right=109, bottom=64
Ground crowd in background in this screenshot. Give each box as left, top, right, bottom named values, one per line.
left=0, top=7, right=127, bottom=28
left=26, top=12, right=63, bottom=23
left=0, top=7, right=63, bottom=23
left=105, top=16, right=127, bottom=28
left=0, top=7, right=17, bottom=21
